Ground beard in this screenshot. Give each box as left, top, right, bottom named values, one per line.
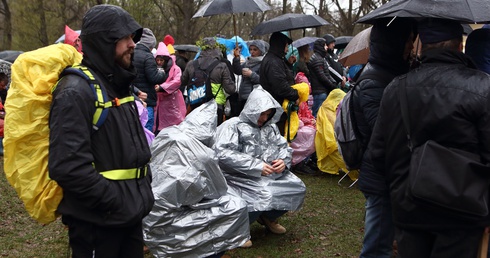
left=115, top=49, right=134, bottom=69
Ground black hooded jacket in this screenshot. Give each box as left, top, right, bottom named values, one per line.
left=260, top=32, right=299, bottom=105
left=352, top=19, right=414, bottom=195
left=370, top=49, right=490, bottom=229
left=308, top=39, right=337, bottom=95
left=48, top=5, right=154, bottom=227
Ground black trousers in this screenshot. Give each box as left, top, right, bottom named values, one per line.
left=62, top=216, right=144, bottom=258
left=395, top=226, right=484, bottom=258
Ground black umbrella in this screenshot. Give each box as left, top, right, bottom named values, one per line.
left=292, top=36, right=322, bottom=48
left=357, top=0, right=490, bottom=24
left=251, top=13, right=330, bottom=36
left=0, top=50, right=23, bottom=63
left=174, top=44, right=200, bottom=53
left=192, top=0, right=271, bottom=36
left=334, top=36, right=354, bottom=49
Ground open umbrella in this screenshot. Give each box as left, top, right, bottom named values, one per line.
left=292, top=36, right=322, bottom=48
left=334, top=36, right=354, bottom=49
left=357, top=0, right=490, bottom=24
left=251, top=13, right=330, bottom=36
left=192, top=0, right=271, bottom=37
left=338, top=27, right=371, bottom=67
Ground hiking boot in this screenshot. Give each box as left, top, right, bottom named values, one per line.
left=258, top=215, right=286, bottom=234
left=240, top=240, right=253, bottom=248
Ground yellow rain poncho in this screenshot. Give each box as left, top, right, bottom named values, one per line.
left=315, top=89, right=359, bottom=180
left=4, top=44, right=82, bottom=224
left=282, top=82, right=309, bottom=142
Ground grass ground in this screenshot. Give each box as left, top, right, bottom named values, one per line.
left=0, top=157, right=365, bottom=258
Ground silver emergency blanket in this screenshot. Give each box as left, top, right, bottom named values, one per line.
left=213, top=87, right=306, bottom=212
left=143, top=100, right=250, bottom=258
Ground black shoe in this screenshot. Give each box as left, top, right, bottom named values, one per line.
left=292, top=162, right=319, bottom=175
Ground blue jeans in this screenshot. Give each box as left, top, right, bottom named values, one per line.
left=145, top=107, right=154, bottom=132
left=360, top=193, right=395, bottom=258
left=312, top=93, right=327, bottom=118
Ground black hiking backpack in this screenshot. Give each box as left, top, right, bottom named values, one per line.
left=334, top=70, right=393, bottom=170
left=187, top=59, right=221, bottom=108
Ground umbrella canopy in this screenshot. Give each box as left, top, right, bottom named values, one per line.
left=357, top=0, right=490, bottom=24
left=251, top=13, right=330, bottom=36
left=292, top=36, right=322, bottom=48
left=192, top=0, right=271, bottom=37
left=339, top=27, right=371, bottom=67
left=192, top=0, right=271, bottom=18
left=174, top=44, right=200, bottom=53
left=0, top=50, right=23, bottom=63
left=334, top=36, right=354, bottom=49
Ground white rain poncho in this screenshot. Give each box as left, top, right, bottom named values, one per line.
left=213, top=87, right=306, bottom=212
left=143, top=100, right=250, bottom=258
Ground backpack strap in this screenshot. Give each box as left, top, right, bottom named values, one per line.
left=203, top=59, right=222, bottom=99
left=58, top=65, right=135, bottom=131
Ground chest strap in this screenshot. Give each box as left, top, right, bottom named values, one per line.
left=99, top=165, right=148, bottom=180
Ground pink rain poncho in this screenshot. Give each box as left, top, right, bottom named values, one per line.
left=154, top=42, right=186, bottom=131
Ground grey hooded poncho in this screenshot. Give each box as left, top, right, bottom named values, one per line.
left=212, top=87, right=306, bottom=212
left=143, top=100, right=249, bottom=258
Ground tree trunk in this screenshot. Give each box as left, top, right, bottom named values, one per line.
left=1, top=0, right=12, bottom=50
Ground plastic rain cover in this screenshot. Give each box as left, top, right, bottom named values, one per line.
left=143, top=100, right=250, bottom=257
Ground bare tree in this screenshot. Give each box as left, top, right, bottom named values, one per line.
left=0, top=0, right=12, bottom=50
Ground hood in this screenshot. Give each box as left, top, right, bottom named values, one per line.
left=269, top=31, right=292, bottom=57
left=247, top=40, right=266, bottom=56
left=313, top=39, right=327, bottom=57
left=155, top=42, right=170, bottom=58
left=178, top=100, right=218, bottom=147
left=286, top=45, right=299, bottom=61
left=465, top=28, right=490, bottom=75
left=80, top=4, right=142, bottom=95
left=139, top=28, right=157, bottom=50
left=239, top=86, right=283, bottom=127
left=368, top=18, right=416, bottom=76
left=64, top=25, right=81, bottom=52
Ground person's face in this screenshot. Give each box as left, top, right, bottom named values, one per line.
left=155, top=56, right=165, bottom=67
left=326, top=42, right=335, bottom=50
left=403, top=32, right=415, bottom=61
left=284, top=43, right=289, bottom=55
left=257, top=109, right=273, bottom=127
left=0, top=79, right=7, bottom=90
left=249, top=45, right=261, bottom=57
left=73, top=38, right=82, bottom=52
left=114, top=34, right=136, bottom=69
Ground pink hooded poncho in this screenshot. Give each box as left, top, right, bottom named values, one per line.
left=154, top=42, right=186, bottom=131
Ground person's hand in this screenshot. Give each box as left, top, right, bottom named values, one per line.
left=295, top=99, right=300, bottom=105
left=262, top=162, right=275, bottom=176
left=138, top=91, right=148, bottom=101
left=233, top=47, right=241, bottom=58
left=154, top=85, right=161, bottom=92
left=242, top=68, right=252, bottom=77
left=288, top=55, right=296, bottom=64
left=341, top=76, right=347, bottom=87
left=271, top=159, right=286, bottom=173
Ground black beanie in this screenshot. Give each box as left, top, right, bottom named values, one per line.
left=323, top=34, right=336, bottom=44
left=418, top=19, right=463, bottom=44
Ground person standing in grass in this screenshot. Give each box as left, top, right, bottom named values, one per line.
left=49, top=5, right=154, bottom=257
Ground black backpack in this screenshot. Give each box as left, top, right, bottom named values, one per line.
left=187, top=59, right=220, bottom=109
left=334, top=70, right=393, bottom=170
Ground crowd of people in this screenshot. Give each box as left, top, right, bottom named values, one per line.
left=3, top=3, right=490, bottom=258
